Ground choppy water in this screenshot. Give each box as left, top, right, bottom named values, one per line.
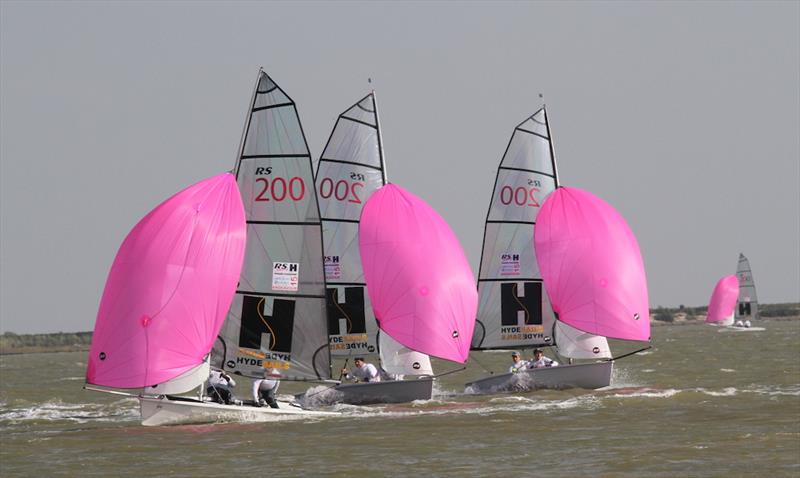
left=1, top=320, right=798, bottom=477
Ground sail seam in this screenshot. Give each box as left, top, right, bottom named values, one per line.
left=499, top=165, right=555, bottom=177
left=247, top=220, right=321, bottom=226
left=479, top=278, right=541, bottom=282
left=252, top=102, right=293, bottom=112
left=516, top=128, right=549, bottom=140
left=340, top=115, right=377, bottom=129
left=241, top=154, right=310, bottom=159
left=486, top=220, right=536, bottom=225
left=321, top=218, right=360, bottom=224
left=236, top=290, right=326, bottom=299
left=319, top=158, right=383, bottom=171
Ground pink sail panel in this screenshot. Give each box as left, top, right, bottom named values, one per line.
left=534, top=187, right=650, bottom=342
left=86, top=173, right=246, bottom=389
left=706, top=275, right=739, bottom=324
left=359, top=184, right=477, bottom=363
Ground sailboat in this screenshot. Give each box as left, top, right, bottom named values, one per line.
left=706, top=275, right=739, bottom=326
left=135, top=70, right=342, bottom=425
left=303, top=92, right=434, bottom=405
left=465, top=109, right=649, bottom=393
left=735, top=253, right=759, bottom=323
left=84, top=173, right=328, bottom=425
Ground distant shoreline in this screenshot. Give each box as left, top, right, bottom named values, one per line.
left=2, top=313, right=798, bottom=355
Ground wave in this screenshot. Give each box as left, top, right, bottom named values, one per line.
left=0, top=398, right=139, bottom=425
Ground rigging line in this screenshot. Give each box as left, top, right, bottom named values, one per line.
left=257, top=297, right=278, bottom=350
left=468, top=351, right=496, bottom=375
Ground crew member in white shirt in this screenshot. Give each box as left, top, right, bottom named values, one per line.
left=341, top=357, right=381, bottom=382
left=207, top=369, right=236, bottom=404
left=529, top=348, right=558, bottom=368
left=252, top=368, right=281, bottom=408
left=508, top=351, right=529, bottom=373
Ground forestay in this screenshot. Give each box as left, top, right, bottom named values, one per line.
left=219, top=70, right=331, bottom=381
left=87, top=173, right=246, bottom=391
left=316, top=93, right=385, bottom=357
left=471, top=108, right=559, bottom=350
left=706, top=275, right=739, bottom=326
left=736, top=253, right=760, bottom=320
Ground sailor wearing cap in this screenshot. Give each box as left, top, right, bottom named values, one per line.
left=508, top=351, right=530, bottom=373
left=252, top=368, right=281, bottom=408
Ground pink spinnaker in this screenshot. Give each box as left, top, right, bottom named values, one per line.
left=706, top=275, right=739, bottom=324
left=359, top=184, right=477, bottom=363
left=86, top=173, right=246, bottom=388
left=534, top=187, right=650, bottom=342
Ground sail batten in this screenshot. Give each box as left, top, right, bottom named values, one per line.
left=220, top=70, right=331, bottom=381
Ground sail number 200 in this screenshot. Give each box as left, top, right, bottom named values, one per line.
left=318, top=178, right=365, bottom=204
left=500, top=186, right=541, bottom=207
left=254, top=177, right=306, bottom=202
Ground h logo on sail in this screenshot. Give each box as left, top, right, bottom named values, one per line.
left=326, top=287, right=367, bottom=335
left=239, top=295, right=295, bottom=353
left=500, top=282, right=542, bottom=326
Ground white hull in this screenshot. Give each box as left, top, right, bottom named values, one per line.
left=139, top=396, right=338, bottom=427
left=464, top=361, right=614, bottom=394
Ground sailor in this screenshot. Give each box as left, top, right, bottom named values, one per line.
left=341, top=357, right=381, bottom=382
left=207, top=369, right=236, bottom=404
left=529, top=348, right=558, bottom=368
left=508, top=351, right=529, bottom=373
left=252, top=368, right=281, bottom=409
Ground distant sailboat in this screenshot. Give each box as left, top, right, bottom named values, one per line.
left=306, top=92, right=434, bottom=404
left=736, top=253, right=759, bottom=322
left=467, top=108, right=614, bottom=393
left=706, top=275, right=739, bottom=326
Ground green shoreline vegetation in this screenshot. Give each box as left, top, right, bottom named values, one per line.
left=1, top=303, right=797, bottom=355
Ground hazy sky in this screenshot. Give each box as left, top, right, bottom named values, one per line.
left=1, top=1, right=798, bottom=333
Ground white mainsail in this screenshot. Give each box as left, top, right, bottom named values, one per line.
left=470, top=107, right=609, bottom=359
left=316, top=93, right=384, bottom=357
left=735, top=253, right=760, bottom=321
left=219, top=70, right=331, bottom=381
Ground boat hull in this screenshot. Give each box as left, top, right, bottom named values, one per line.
left=464, top=361, right=613, bottom=394
left=298, top=377, right=434, bottom=406
left=139, top=396, right=337, bottom=426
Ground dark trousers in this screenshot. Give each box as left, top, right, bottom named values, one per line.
left=207, top=386, right=233, bottom=405
left=258, top=388, right=279, bottom=409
